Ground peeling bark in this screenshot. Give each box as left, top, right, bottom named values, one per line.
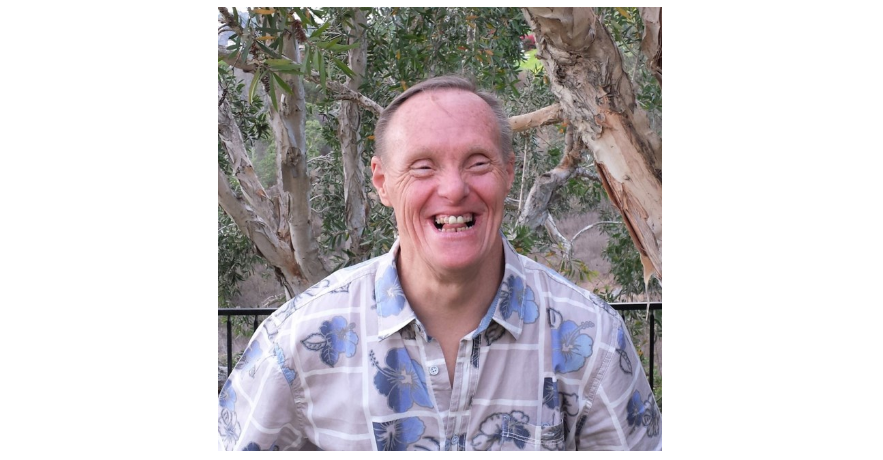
left=509, top=103, right=562, bottom=132
left=638, top=7, right=662, bottom=85
left=339, top=9, right=369, bottom=256
left=524, top=7, right=663, bottom=279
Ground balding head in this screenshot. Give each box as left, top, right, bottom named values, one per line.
left=373, top=76, right=513, bottom=162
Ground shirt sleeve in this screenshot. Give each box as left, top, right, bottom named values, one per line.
left=575, top=313, right=662, bottom=451
left=218, top=317, right=305, bottom=451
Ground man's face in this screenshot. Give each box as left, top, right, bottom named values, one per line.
left=371, top=89, right=515, bottom=276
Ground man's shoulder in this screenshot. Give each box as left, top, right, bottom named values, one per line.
left=269, top=255, right=384, bottom=326
left=517, top=253, right=621, bottom=323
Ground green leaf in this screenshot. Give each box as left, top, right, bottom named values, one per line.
left=314, top=37, right=341, bottom=50
left=331, top=56, right=355, bottom=78
left=266, top=73, right=278, bottom=111
left=294, top=8, right=308, bottom=24
left=248, top=68, right=263, bottom=104
left=271, top=72, right=293, bottom=94
left=266, top=58, right=301, bottom=73
left=329, top=42, right=360, bottom=52
left=317, top=46, right=326, bottom=87
left=302, top=43, right=313, bottom=75
left=310, top=21, right=331, bottom=38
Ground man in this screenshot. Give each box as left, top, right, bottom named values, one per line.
left=218, top=76, right=661, bottom=451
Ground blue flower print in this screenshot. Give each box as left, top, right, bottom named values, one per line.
left=241, top=442, right=261, bottom=451
left=373, top=417, right=425, bottom=451
left=627, top=391, right=660, bottom=437
left=376, top=263, right=406, bottom=317
left=371, top=348, right=433, bottom=413
left=218, top=380, right=236, bottom=411
left=627, top=390, right=645, bottom=431
left=499, top=276, right=539, bottom=324
left=551, top=319, right=594, bottom=374
left=234, top=341, right=263, bottom=377
left=274, top=343, right=297, bottom=386
left=616, top=326, right=633, bottom=374
left=301, top=316, right=359, bottom=367
left=471, top=411, right=531, bottom=450
left=542, top=377, right=560, bottom=410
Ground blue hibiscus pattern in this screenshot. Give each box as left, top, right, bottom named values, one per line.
left=234, top=341, right=263, bottom=377
left=551, top=318, right=594, bottom=374
left=371, top=348, right=433, bottom=413
left=627, top=390, right=660, bottom=437
left=542, top=377, right=560, bottom=410
left=471, top=411, right=531, bottom=450
left=373, top=417, right=425, bottom=451
left=376, top=263, right=406, bottom=317
left=301, top=316, right=359, bottom=367
left=499, top=276, right=539, bottom=324
left=274, top=343, right=297, bottom=386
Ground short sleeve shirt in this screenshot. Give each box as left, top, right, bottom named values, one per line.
left=218, top=237, right=661, bottom=451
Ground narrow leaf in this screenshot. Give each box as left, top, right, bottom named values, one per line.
left=303, top=43, right=313, bottom=75
left=329, top=42, right=360, bottom=52
left=266, top=73, right=279, bottom=111
left=248, top=69, right=263, bottom=104
left=272, top=72, right=293, bottom=94
left=317, top=46, right=326, bottom=87
left=294, top=8, right=308, bottom=24
left=614, top=7, right=632, bottom=20
left=331, top=56, right=355, bottom=78
left=315, top=37, right=341, bottom=50
left=310, top=21, right=331, bottom=38
left=253, top=8, right=275, bottom=15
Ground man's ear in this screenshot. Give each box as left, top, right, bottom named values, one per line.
left=370, top=156, right=392, bottom=207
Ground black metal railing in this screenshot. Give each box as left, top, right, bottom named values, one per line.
left=219, top=302, right=661, bottom=389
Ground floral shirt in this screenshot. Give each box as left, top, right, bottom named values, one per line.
left=218, top=237, right=661, bottom=451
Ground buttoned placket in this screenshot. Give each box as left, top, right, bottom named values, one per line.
left=417, top=324, right=483, bottom=451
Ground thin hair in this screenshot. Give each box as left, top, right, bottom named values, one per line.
left=373, top=75, right=512, bottom=161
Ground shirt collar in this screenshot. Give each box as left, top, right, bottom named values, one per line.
left=374, top=234, right=528, bottom=341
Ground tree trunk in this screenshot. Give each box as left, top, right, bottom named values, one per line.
left=339, top=9, right=369, bottom=257
left=524, top=7, right=663, bottom=280
left=218, top=100, right=304, bottom=296
left=638, top=7, right=662, bottom=85
left=267, top=24, right=329, bottom=286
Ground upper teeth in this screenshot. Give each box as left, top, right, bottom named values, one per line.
left=436, top=214, right=473, bottom=225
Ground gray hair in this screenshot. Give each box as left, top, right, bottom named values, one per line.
left=373, top=75, right=513, bottom=161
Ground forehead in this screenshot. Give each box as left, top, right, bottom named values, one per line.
left=385, top=89, right=501, bottom=156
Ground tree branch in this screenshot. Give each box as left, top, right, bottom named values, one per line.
left=509, top=103, right=562, bottom=132
left=516, top=126, right=585, bottom=231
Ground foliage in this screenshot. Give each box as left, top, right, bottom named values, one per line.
left=218, top=206, right=264, bottom=307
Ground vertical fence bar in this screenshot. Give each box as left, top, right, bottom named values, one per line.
left=648, top=310, right=655, bottom=390
left=254, top=315, right=259, bottom=333
left=226, top=315, right=233, bottom=378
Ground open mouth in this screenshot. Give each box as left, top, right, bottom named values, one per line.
left=433, top=213, right=475, bottom=232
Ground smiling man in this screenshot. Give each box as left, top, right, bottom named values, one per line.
left=218, top=76, right=661, bottom=451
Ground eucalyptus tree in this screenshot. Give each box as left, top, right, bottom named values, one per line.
left=217, top=7, right=662, bottom=300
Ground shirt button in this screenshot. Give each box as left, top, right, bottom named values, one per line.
left=429, top=366, right=439, bottom=376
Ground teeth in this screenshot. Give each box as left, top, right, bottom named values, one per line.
left=435, top=214, right=473, bottom=225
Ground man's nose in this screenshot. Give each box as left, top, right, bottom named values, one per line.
left=437, top=169, right=469, bottom=203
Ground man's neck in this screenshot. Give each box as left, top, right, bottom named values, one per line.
left=396, top=241, right=505, bottom=339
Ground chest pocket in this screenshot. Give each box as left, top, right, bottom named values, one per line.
left=498, top=414, right=565, bottom=451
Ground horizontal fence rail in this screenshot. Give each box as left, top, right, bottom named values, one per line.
left=219, top=302, right=662, bottom=389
